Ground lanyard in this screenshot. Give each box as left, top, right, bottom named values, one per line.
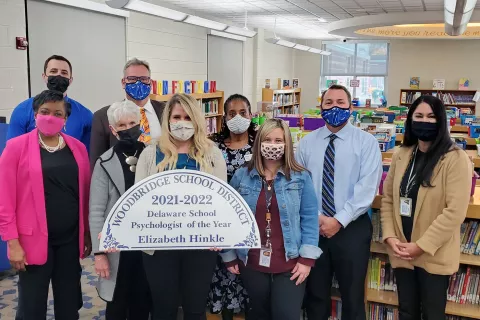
left=263, top=179, right=273, bottom=249
left=401, top=146, right=419, bottom=197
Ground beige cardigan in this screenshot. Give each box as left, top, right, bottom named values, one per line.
left=134, top=143, right=228, bottom=254
left=381, top=146, right=471, bottom=275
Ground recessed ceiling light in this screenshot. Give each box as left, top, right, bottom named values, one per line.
left=317, top=18, right=327, bottom=23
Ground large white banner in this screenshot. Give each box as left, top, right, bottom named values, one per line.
left=99, top=170, right=260, bottom=251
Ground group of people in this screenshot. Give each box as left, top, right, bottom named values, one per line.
left=0, top=54, right=473, bottom=320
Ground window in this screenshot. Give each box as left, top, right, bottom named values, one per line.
left=321, top=42, right=389, bottom=107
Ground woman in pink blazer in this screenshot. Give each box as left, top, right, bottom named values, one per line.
left=0, top=90, right=91, bottom=320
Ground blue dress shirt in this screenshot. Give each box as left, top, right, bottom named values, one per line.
left=295, top=122, right=383, bottom=227
left=6, top=96, right=93, bottom=151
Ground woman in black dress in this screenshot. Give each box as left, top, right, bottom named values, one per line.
left=208, top=94, right=256, bottom=319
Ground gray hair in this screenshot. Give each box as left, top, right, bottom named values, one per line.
left=107, top=100, right=141, bottom=127
left=123, top=58, right=151, bottom=76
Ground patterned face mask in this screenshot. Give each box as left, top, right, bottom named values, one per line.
left=260, top=143, right=285, bottom=160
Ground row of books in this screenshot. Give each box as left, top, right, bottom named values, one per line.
left=447, top=316, right=477, bottom=320
left=448, top=266, right=480, bottom=305
left=202, top=99, right=219, bottom=115
left=273, top=93, right=298, bottom=106
left=460, top=220, right=480, bottom=255
left=205, top=118, right=217, bottom=135
left=368, top=254, right=397, bottom=292
left=401, top=91, right=474, bottom=105
left=368, top=303, right=399, bottom=320
left=372, top=209, right=480, bottom=257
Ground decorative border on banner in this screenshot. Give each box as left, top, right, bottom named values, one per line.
left=104, top=170, right=259, bottom=250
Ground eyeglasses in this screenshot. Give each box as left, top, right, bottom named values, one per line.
left=124, top=76, right=151, bottom=85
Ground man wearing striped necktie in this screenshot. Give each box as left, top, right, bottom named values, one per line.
left=89, top=58, right=165, bottom=169
left=296, top=85, right=382, bottom=320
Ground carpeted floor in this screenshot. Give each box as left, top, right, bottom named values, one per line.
left=0, top=256, right=243, bottom=319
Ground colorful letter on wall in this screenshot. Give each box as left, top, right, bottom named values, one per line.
left=162, top=80, right=168, bottom=95
left=210, top=81, right=216, bottom=93
left=172, top=81, right=178, bottom=94
left=191, top=80, right=197, bottom=93
left=178, top=81, right=184, bottom=93
left=152, top=80, right=157, bottom=94
left=204, top=81, right=209, bottom=94
left=197, top=81, right=203, bottom=93
left=184, top=81, right=191, bottom=94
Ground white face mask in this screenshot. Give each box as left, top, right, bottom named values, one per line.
left=226, top=114, right=251, bottom=134
left=170, top=121, right=195, bottom=141
left=261, top=143, right=285, bottom=160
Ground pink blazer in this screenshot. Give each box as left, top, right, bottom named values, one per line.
left=0, top=129, right=90, bottom=265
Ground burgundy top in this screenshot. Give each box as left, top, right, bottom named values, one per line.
left=227, top=181, right=315, bottom=273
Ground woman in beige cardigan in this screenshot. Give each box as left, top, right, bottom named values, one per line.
left=381, top=95, right=471, bottom=320
left=135, top=93, right=227, bottom=320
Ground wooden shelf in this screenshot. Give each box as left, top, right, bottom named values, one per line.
left=366, top=288, right=480, bottom=318
left=370, top=241, right=387, bottom=254
left=451, top=125, right=469, bottom=133
left=401, top=103, right=476, bottom=107
left=262, top=88, right=301, bottom=114
left=401, top=89, right=477, bottom=94
left=150, top=91, right=224, bottom=101
left=150, top=91, right=224, bottom=135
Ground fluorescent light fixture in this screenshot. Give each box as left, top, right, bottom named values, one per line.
left=224, top=26, right=257, bottom=37
left=183, top=15, right=227, bottom=31
left=317, top=17, right=327, bottom=23
left=444, top=0, right=477, bottom=36
left=276, top=39, right=296, bottom=47
left=210, top=30, right=246, bottom=42
left=308, top=47, right=322, bottom=54
left=294, top=44, right=311, bottom=51
left=106, top=0, right=187, bottom=20
left=308, top=47, right=331, bottom=55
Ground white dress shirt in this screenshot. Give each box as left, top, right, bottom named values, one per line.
left=295, top=122, right=383, bottom=227
left=143, top=99, right=162, bottom=141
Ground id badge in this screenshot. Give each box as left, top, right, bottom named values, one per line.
left=259, top=247, right=272, bottom=267
left=400, top=197, right=412, bottom=217
left=244, top=154, right=252, bottom=161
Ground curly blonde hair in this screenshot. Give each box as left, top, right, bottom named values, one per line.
left=157, top=93, right=215, bottom=173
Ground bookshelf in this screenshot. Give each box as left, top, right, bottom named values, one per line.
left=366, top=190, right=480, bottom=319
left=262, top=88, right=301, bottom=114
left=150, top=91, right=224, bottom=136
left=399, top=89, right=477, bottom=112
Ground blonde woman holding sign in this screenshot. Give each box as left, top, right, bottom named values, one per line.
left=221, top=119, right=321, bottom=320
left=135, top=93, right=227, bottom=320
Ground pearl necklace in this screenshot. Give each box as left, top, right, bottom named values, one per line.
left=39, top=133, right=64, bottom=153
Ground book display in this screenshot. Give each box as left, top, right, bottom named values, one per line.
left=262, top=88, right=301, bottom=114
left=150, top=91, right=224, bottom=136
left=399, top=89, right=477, bottom=111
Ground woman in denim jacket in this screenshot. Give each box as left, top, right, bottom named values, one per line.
left=220, top=119, right=321, bottom=320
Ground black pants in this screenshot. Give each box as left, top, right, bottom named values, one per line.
left=305, top=214, right=372, bottom=320
left=142, top=250, right=218, bottom=320
left=240, top=265, right=305, bottom=320
left=394, top=267, right=450, bottom=320
left=106, top=251, right=151, bottom=319
left=16, top=268, right=83, bottom=320
left=17, top=239, right=81, bottom=320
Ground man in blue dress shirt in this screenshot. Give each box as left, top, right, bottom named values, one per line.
left=7, top=55, right=92, bottom=151
left=296, top=85, right=382, bottom=320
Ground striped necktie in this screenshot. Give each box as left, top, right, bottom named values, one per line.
left=322, top=134, right=337, bottom=217
left=139, top=107, right=151, bottom=143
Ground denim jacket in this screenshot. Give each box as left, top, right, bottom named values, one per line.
left=220, top=166, right=322, bottom=265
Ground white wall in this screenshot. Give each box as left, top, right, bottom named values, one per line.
left=254, top=29, right=295, bottom=103
left=127, top=12, right=208, bottom=93
left=294, top=40, right=322, bottom=111
left=0, top=0, right=28, bottom=121
left=388, top=39, right=480, bottom=112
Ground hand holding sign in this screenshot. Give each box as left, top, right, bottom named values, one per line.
left=99, top=170, right=260, bottom=251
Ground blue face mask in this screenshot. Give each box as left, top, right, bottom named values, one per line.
left=321, top=106, right=351, bottom=127
left=125, top=81, right=151, bottom=101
